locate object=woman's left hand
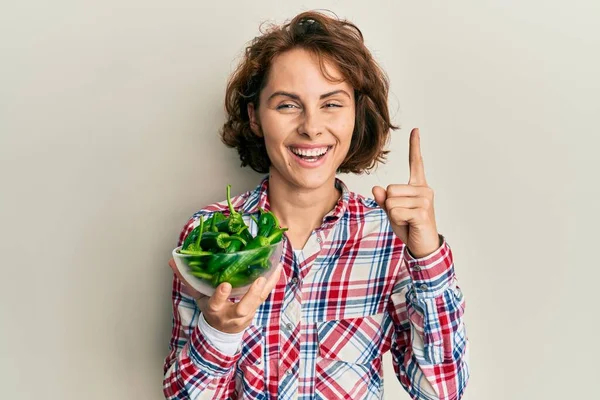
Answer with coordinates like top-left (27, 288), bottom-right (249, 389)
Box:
top-left (372, 128), bottom-right (441, 259)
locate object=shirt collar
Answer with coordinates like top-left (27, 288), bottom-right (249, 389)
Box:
top-left (243, 174), bottom-right (350, 226)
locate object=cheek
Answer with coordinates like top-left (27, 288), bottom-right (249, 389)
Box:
top-left (334, 115), bottom-right (355, 144)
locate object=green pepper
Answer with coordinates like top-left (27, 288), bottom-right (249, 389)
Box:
top-left (215, 185), bottom-right (245, 234)
top-left (179, 249), bottom-right (212, 256)
top-left (201, 216), bottom-right (213, 232)
top-left (216, 246), bottom-right (272, 285)
top-left (240, 228), bottom-right (253, 245)
top-left (244, 228), bottom-right (288, 250)
top-left (210, 212), bottom-right (226, 232)
top-left (188, 261), bottom-right (209, 271)
top-left (182, 216), bottom-right (206, 253)
top-left (225, 227), bottom-right (249, 253)
top-left (257, 210), bottom-right (278, 237)
top-left (200, 231), bottom-right (246, 252)
top-left (206, 255), bottom-right (231, 274)
top-left (227, 273), bottom-right (253, 288)
top-left (190, 270), bottom-right (214, 280)
top-left (181, 226), bottom-right (200, 251)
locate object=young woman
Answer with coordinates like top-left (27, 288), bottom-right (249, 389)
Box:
top-left (164, 11), bottom-right (469, 400)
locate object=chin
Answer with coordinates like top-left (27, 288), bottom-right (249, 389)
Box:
top-left (271, 165), bottom-right (337, 191)
top-left (291, 169), bottom-right (339, 191)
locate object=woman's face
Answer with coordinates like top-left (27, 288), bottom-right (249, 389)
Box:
top-left (249, 48), bottom-right (355, 190)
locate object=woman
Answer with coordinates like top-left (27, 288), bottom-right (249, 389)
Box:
top-left (164, 11), bottom-right (469, 400)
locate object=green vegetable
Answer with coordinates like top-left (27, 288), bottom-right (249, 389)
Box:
top-left (200, 231), bottom-right (246, 252)
top-left (245, 228), bottom-right (287, 250)
top-left (182, 216), bottom-right (206, 253)
top-left (226, 227), bottom-right (249, 253)
top-left (210, 212), bottom-right (226, 232)
top-left (239, 225), bottom-right (254, 243)
top-left (227, 273), bottom-right (254, 288)
top-left (216, 246), bottom-right (272, 285)
top-left (257, 209), bottom-right (279, 237)
top-left (177, 184), bottom-right (289, 289)
top-left (179, 249), bottom-right (212, 256)
top-left (190, 270), bottom-right (214, 280)
top-left (216, 185), bottom-right (245, 234)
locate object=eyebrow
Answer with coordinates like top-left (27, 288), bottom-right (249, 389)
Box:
top-left (267, 89), bottom-right (351, 102)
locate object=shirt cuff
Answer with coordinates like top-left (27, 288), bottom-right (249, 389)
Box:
top-left (185, 321), bottom-right (241, 376)
top-left (197, 313), bottom-right (245, 356)
top-left (404, 234), bottom-right (455, 297)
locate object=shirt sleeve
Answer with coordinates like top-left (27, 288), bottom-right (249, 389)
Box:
top-left (162, 216), bottom-right (241, 399)
top-left (387, 234), bottom-right (470, 400)
top-left (198, 313), bottom-right (245, 356)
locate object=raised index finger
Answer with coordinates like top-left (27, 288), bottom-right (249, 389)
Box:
top-left (408, 128), bottom-right (427, 186)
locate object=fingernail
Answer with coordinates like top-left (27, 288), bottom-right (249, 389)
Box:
top-left (221, 283), bottom-right (231, 293)
top-left (256, 278), bottom-right (266, 288)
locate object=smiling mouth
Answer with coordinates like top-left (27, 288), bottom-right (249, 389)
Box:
top-left (288, 145), bottom-right (333, 162)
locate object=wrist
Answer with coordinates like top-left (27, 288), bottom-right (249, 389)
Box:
top-left (202, 313), bottom-right (248, 335)
top-left (407, 235), bottom-right (443, 259)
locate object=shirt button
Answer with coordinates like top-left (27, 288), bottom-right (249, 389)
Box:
top-left (419, 284), bottom-right (428, 291)
top-left (316, 237), bottom-right (321, 243)
top-left (413, 265), bottom-right (421, 272)
top-left (286, 323), bottom-right (294, 331)
top-left (286, 369), bottom-right (292, 375)
top-left (256, 358), bottom-right (262, 364)
top-left (291, 277), bottom-right (298, 285)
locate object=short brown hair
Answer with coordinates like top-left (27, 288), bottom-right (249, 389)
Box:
top-left (220, 10), bottom-right (397, 174)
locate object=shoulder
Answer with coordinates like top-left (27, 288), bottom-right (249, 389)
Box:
top-left (344, 191), bottom-right (403, 252)
top-left (347, 190), bottom-right (386, 216)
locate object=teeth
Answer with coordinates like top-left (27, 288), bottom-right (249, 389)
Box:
top-left (290, 146), bottom-right (329, 157)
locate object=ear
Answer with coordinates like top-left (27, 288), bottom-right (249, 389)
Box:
top-left (247, 103), bottom-right (263, 137)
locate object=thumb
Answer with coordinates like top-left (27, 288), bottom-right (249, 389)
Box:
top-left (211, 282), bottom-right (232, 304)
top-left (372, 186), bottom-right (388, 211)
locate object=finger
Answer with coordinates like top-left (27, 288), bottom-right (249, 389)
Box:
top-left (386, 184), bottom-right (422, 198)
top-left (388, 207), bottom-right (429, 227)
top-left (235, 276), bottom-right (268, 318)
top-left (385, 196), bottom-right (428, 210)
top-left (408, 128), bottom-right (427, 186)
top-left (205, 282), bottom-right (232, 311)
top-left (371, 186), bottom-right (388, 210)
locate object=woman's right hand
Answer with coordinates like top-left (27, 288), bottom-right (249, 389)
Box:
top-left (168, 258), bottom-right (283, 334)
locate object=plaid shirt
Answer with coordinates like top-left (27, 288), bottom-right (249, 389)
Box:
top-left (163, 176), bottom-right (469, 399)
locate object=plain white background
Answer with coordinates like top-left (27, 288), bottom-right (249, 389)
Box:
top-left (1, 1), bottom-right (599, 399)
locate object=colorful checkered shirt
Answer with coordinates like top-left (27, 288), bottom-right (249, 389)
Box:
top-left (163, 175), bottom-right (470, 399)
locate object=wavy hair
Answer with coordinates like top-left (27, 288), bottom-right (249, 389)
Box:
top-left (220, 10), bottom-right (397, 174)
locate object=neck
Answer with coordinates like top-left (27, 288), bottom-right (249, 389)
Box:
top-left (267, 169), bottom-right (341, 234)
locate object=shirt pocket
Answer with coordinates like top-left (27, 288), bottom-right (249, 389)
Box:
top-left (316, 312), bottom-right (385, 365)
top-left (235, 324), bottom-right (265, 398)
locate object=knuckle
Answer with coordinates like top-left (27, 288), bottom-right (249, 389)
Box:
top-left (385, 198), bottom-right (393, 209)
top-left (207, 302), bottom-right (220, 314)
top-left (233, 308), bottom-right (246, 319)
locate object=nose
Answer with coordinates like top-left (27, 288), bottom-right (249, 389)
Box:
top-left (297, 109), bottom-right (322, 138)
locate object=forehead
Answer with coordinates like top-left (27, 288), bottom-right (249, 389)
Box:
top-left (263, 48), bottom-right (351, 95)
